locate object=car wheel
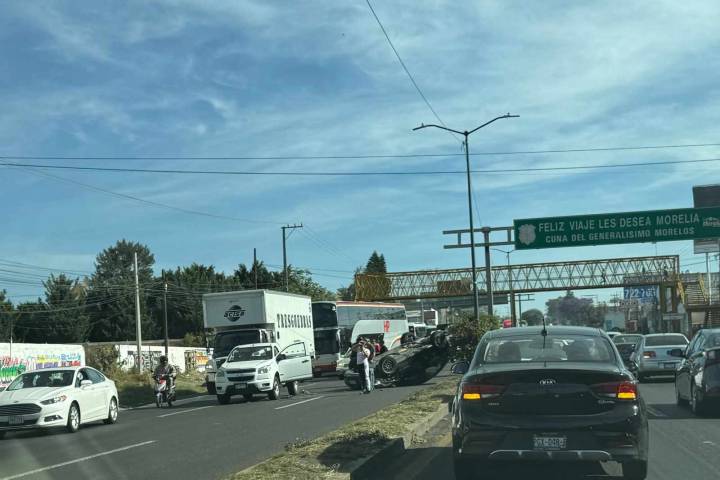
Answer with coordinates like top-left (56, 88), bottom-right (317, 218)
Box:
top-left (622, 460), bottom-right (648, 479)
top-left (206, 382), bottom-right (216, 395)
top-left (66, 403), bottom-right (80, 433)
top-left (287, 380), bottom-right (299, 396)
top-left (379, 356), bottom-right (399, 376)
top-left (691, 383), bottom-right (706, 416)
top-left (104, 397), bottom-right (119, 425)
top-left (268, 376), bottom-right (281, 400)
top-left (243, 394), bottom-right (254, 402)
top-left (216, 393), bottom-right (231, 405)
top-left (675, 381), bottom-right (688, 406)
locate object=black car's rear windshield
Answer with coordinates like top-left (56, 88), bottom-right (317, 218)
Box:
top-left (644, 335), bottom-right (688, 347)
top-left (475, 334), bottom-right (616, 365)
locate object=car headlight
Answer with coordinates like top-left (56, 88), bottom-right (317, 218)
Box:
top-left (258, 366), bottom-right (271, 375)
top-left (215, 370), bottom-right (226, 378)
top-left (40, 395), bottom-right (67, 405)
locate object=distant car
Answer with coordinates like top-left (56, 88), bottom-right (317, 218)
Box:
top-left (631, 333), bottom-right (689, 381)
top-left (450, 326), bottom-right (648, 480)
top-left (0, 367), bottom-right (119, 438)
top-left (344, 331), bottom-right (450, 389)
top-left (614, 334), bottom-right (644, 345)
top-left (673, 328), bottom-right (720, 415)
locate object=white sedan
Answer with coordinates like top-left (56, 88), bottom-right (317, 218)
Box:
top-left (0, 367), bottom-right (119, 438)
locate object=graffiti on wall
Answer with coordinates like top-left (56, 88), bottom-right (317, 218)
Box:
top-left (1, 352), bottom-right (82, 386)
top-left (123, 350), bottom-right (164, 372)
top-left (184, 350), bottom-right (210, 372)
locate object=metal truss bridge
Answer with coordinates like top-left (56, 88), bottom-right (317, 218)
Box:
top-left (355, 255), bottom-right (679, 302)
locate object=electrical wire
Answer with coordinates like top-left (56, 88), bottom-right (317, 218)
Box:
top-left (4, 157), bottom-right (719, 176)
top-left (1, 143), bottom-right (717, 162)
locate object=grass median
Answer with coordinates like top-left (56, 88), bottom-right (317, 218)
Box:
top-left (112, 370), bottom-right (207, 408)
top-left (227, 376), bottom-right (458, 480)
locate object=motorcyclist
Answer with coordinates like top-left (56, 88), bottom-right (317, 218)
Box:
top-left (153, 356), bottom-right (177, 395)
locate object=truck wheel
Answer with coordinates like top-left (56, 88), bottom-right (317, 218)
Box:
top-left (287, 380), bottom-right (299, 396)
top-left (268, 376), bottom-right (281, 400)
top-left (379, 356), bottom-right (399, 376)
top-left (206, 382), bottom-right (216, 395)
top-left (216, 393), bottom-right (231, 405)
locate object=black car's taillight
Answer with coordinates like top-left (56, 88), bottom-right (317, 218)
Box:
top-left (461, 383), bottom-right (505, 401)
top-left (591, 381), bottom-right (638, 400)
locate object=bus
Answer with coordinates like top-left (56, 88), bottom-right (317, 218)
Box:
top-left (311, 301), bottom-right (408, 376)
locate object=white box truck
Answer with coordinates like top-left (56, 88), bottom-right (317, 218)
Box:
top-left (202, 290), bottom-right (315, 396)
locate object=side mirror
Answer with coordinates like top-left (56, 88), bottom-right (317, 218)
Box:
top-left (669, 348), bottom-right (685, 358)
top-left (276, 354), bottom-right (287, 362)
top-left (451, 361), bottom-right (469, 375)
top-left (80, 379), bottom-right (93, 387)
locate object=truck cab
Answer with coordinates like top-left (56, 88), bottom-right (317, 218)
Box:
top-left (214, 341), bottom-right (312, 403)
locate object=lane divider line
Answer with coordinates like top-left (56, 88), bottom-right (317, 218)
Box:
top-left (157, 405), bottom-right (213, 418)
top-left (1, 440), bottom-right (156, 480)
top-left (275, 395), bottom-right (325, 410)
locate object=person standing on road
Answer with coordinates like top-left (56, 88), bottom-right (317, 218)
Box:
top-left (366, 341), bottom-right (377, 393)
top-left (352, 337), bottom-right (368, 392)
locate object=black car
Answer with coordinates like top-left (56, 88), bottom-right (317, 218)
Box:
top-left (673, 327), bottom-right (720, 415)
top-left (344, 331), bottom-right (450, 389)
top-left (450, 326), bottom-right (648, 480)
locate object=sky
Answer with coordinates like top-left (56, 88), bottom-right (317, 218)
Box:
top-left (1, 0), bottom-right (720, 314)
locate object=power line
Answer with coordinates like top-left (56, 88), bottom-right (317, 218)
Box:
top-left (2, 162), bottom-right (287, 225)
top-left (4, 157), bottom-right (718, 176)
top-left (1, 143), bottom-right (717, 161)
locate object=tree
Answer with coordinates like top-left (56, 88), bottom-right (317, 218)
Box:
top-left (0, 290), bottom-right (13, 341)
top-left (42, 274), bottom-right (90, 343)
top-left (545, 291), bottom-right (606, 327)
top-left (448, 311), bottom-right (500, 361)
top-left (337, 267), bottom-right (362, 301)
top-left (365, 251), bottom-right (387, 274)
top-left (287, 268), bottom-right (336, 301)
top-left (87, 240), bottom-right (156, 341)
top-left (520, 308), bottom-right (544, 326)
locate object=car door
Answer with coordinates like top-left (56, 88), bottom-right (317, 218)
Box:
top-left (687, 334), bottom-right (707, 395)
top-left (85, 369), bottom-right (110, 420)
top-left (74, 369), bottom-right (96, 421)
top-left (278, 342), bottom-right (311, 381)
top-left (676, 334), bottom-right (697, 399)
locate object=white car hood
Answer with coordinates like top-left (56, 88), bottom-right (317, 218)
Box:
top-left (0, 387), bottom-right (73, 404)
top-left (221, 360), bottom-right (271, 370)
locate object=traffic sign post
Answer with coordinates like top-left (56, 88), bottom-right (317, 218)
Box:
top-left (514, 207), bottom-right (720, 250)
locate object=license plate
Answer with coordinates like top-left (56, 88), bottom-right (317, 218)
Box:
top-left (664, 363), bottom-right (676, 369)
top-left (235, 382), bottom-right (247, 389)
top-left (8, 415), bottom-right (23, 426)
top-left (533, 435), bottom-right (566, 450)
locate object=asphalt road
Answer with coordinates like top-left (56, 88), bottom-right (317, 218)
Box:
top-left (386, 378), bottom-right (720, 480)
top-left (0, 373), bottom-right (446, 480)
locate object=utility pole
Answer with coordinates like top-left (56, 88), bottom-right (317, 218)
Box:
top-left (492, 248), bottom-right (516, 325)
top-left (134, 252), bottom-right (143, 372)
top-left (282, 224), bottom-right (303, 292)
top-left (163, 270), bottom-right (169, 356)
top-left (414, 114), bottom-right (518, 322)
top-left (253, 248), bottom-right (258, 290)
top-left (706, 253), bottom-right (712, 304)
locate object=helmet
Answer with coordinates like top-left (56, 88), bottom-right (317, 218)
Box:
top-left (159, 355), bottom-right (168, 365)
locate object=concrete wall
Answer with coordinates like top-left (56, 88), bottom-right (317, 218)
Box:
top-left (0, 343), bottom-right (85, 387)
top-left (115, 345), bottom-right (210, 374)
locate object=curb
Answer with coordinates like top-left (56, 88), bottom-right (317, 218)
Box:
top-left (349, 402), bottom-right (449, 480)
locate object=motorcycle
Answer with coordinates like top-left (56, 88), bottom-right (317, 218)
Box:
top-left (154, 373), bottom-right (176, 408)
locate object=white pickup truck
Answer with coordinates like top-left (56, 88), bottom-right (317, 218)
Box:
top-left (214, 341), bottom-right (312, 404)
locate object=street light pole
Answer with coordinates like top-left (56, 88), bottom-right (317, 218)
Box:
top-left (492, 248), bottom-right (516, 326)
top-left (414, 114), bottom-right (518, 322)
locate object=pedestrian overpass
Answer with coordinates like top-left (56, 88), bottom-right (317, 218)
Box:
top-left (355, 255), bottom-right (679, 301)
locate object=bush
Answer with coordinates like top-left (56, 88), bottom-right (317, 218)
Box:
top-left (85, 345), bottom-right (120, 373)
top-left (448, 312), bottom-right (499, 361)
top-left (182, 332), bottom-right (205, 347)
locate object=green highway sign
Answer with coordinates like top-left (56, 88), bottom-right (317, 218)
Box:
top-left (514, 207), bottom-right (720, 250)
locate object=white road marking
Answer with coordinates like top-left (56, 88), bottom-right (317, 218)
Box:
top-left (157, 405), bottom-right (213, 418)
top-left (274, 395), bottom-right (325, 410)
top-left (646, 406), bottom-right (668, 417)
top-left (0, 440), bottom-right (156, 480)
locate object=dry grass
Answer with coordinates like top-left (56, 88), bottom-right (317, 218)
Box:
top-left (112, 370), bottom-right (207, 407)
top-left (227, 378), bottom-right (458, 480)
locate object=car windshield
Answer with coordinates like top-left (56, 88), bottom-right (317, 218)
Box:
top-left (645, 335), bottom-right (688, 347)
top-left (227, 346), bottom-right (273, 362)
top-left (476, 334), bottom-right (616, 364)
top-left (614, 335), bottom-right (643, 344)
top-left (7, 370), bottom-right (75, 391)
top-left (214, 331), bottom-right (261, 357)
